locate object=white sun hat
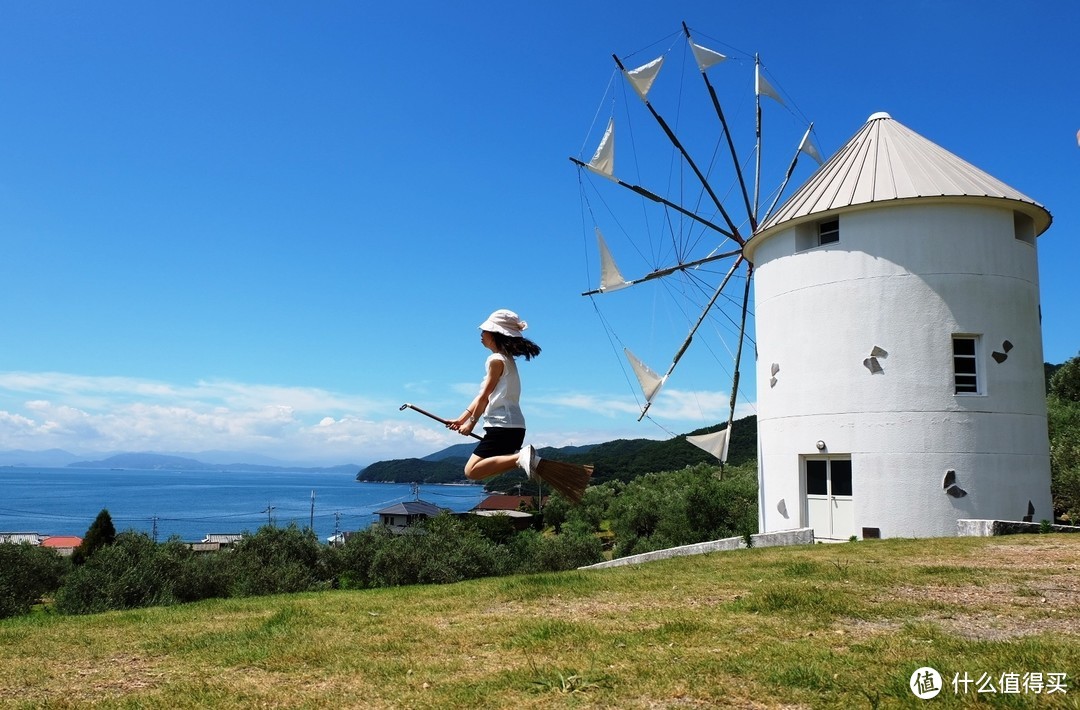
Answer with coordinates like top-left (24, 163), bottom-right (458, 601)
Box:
top-left (479, 309), bottom-right (528, 338)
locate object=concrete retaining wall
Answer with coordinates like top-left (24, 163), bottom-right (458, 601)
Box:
top-left (957, 519), bottom-right (1080, 537)
top-left (579, 527), bottom-right (814, 570)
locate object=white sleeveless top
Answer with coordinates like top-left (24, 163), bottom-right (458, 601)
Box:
top-left (483, 353), bottom-right (525, 428)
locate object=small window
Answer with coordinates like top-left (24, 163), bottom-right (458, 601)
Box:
top-left (1014, 211), bottom-right (1035, 245)
top-left (806, 460), bottom-right (828, 495)
top-left (830, 460), bottom-right (853, 496)
top-left (953, 336), bottom-right (979, 394)
top-left (818, 218), bottom-right (839, 245)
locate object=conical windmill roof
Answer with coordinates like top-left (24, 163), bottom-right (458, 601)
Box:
top-left (753, 112), bottom-right (1052, 240)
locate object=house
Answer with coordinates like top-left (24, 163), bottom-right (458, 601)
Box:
top-left (40, 536), bottom-right (82, 556)
top-left (473, 494), bottom-right (545, 513)
top-left (470, 494), bottom-right (546, 531)
top-left (375, 500), bottom-right (448, 532)
top-left (470, 509), bottom-right (537, 531)
top-left (744, 112), bottom-right (1052, 540)
top-left (326, 531), bottom-right (356, 547)
top-left (201, 533), bottom-right (243, 545)
top-left (187, 533), bottom-right (244, 551)
top-left (0, 532), bottom-right (42, 545)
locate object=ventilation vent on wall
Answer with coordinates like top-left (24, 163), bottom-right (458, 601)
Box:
top-left (943, 469), bottom-right (967, 498)
top-left (863, 346), bottom-right (888, 374)
top-left (992, 339), bottom-right (1013, 364)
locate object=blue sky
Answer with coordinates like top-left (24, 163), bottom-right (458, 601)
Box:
top-left (1, 1), bottom-right (1077, 466)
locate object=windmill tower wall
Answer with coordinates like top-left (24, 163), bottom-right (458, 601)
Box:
top-left (744, 113), bottom-right (1053, 540)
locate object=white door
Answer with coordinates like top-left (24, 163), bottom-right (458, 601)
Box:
top-left (805, 458), bottom-right (854, 540)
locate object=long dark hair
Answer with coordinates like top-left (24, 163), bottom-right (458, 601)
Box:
top-left (488, 331), bottom-right (541, 361)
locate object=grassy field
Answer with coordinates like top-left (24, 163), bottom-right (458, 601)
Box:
top-left (0, 534), bottom-right (1077, 709)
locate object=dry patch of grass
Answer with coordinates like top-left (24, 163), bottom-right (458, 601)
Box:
top-left (1, 535), bottom-right (1078, 708)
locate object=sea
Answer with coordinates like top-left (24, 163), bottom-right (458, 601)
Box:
top-left (0, 467), bottom-right (489, 544)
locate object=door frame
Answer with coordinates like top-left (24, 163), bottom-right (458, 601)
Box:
top-left (802, 456), bottom-right (854, 540)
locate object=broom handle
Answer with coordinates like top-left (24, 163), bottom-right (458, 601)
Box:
top-left (399, 403), bottom-right (483, 440)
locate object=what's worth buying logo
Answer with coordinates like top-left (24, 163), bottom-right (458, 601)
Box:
top-left (910, 667), bottom-right (943, 699)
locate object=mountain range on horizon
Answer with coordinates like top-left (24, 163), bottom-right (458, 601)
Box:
top-left (0, 448), bottom-right (363, 473)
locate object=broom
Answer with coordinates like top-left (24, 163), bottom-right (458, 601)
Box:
top-left (401, 403), bottom-right (594, 504)
top-left (519, 444), bottom-right (594, 505)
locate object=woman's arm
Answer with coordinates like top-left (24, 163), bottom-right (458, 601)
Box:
top-left (449, 357), bottom-right (505, 436)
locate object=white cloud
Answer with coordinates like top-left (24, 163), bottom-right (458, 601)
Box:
top-left (0, 371), bottom-right (446, 465)
top-left (0, 371), bottom-right (756, 466)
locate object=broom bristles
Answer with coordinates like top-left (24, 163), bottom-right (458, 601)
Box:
top-left (534, 459), bottom-right (593, 505)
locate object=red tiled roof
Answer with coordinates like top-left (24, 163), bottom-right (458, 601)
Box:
top-left (41, 536), bottom-right (82, 548)
top-left (474, 495), bottom-right (545, 511)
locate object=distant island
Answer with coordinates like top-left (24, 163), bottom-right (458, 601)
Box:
top-left (67, 452), bottom-right (359, 474)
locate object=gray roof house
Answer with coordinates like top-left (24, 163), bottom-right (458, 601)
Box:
top-left (375, 500), bottom-right (449, 533)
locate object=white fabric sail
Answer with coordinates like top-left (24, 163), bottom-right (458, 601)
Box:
top-left (625, 56), bottom-right (664, 101)
top-left (587, 118), bottom-right (615, 179)
top-left (798, 127), bottom-right (824, 165)
top-left (755, 65), bottom-right (784, 105)
top-left (595, 228), bottom-right (629, 292)
top-left (690, 42), bottom-right (726, 72)
top-left (624, 348), bottom-right (665, 402)
top-left (686, 427), bottom-right (731, 463)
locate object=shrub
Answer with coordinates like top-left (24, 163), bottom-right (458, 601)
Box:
top-left (320, 525), bottom-right (395, 590)
top-left (466, 512), bottom-right (519, 546)
top-left (543, 482), bottom-right (622, 534)
top-left (1048, 359), bottom-right (1080, 523)
top-left (607, 463), bottom-right (758, 557)
top-left (157, 538), bottom-right (232, 603)
top-left (509, 523), bottom-right (603, 573)
top-left (0, 544), bottom-right (68, 619)
top-left (369, 514), bottom-right (508, 587)
top-left (228, 524), bottom-right (323, 597)
top-left (55, 531), bottom-right (172, 615)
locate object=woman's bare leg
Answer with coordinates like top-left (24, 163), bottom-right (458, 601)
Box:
top-left (464, 453), bottom-right (520, 481)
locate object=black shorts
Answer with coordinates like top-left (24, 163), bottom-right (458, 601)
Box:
top-left (472, 427), bottom-right (526, 459)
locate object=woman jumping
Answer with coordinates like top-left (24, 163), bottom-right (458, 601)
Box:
top-left (447, 308), bottom-right (541, 480)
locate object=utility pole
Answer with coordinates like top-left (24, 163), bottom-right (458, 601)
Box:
top-left (151, 515), bottom-right (158, 543)
top-left (309, 490), bottom-right (315, 531)
top-left (411, 482), bottom-right (419, 500)
top-left (263, 503), bottom-right (276, 527)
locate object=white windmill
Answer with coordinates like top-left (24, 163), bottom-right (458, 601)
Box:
top-left (574, 27), bottom-right (1053, 539)
top-left (744, 112), bottom-right (1052, 540)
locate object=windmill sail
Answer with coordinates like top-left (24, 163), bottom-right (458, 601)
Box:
top-left (686, 428), bottom-right (731, 463)
top-left (625, 57), bottom-right (664, 101)
top-left (690, 42), bottom-right (726, 71)
top-left (798, 126), bottom-right (824, 164)
top-left (595, 228), bottom-right (629, 292)
top-left (755, 64), bottom-right (784, 104)
top-left (587, 118), bottom-right (615, 179)
top-left (624, 348), bottom-right (665, 403)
